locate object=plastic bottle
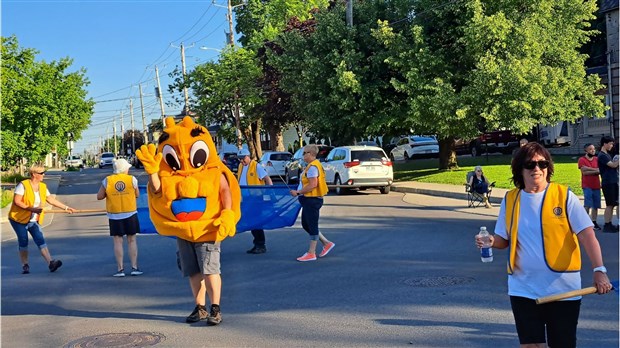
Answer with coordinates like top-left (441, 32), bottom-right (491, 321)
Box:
top-left (478, 226), bottom-right (493, 262)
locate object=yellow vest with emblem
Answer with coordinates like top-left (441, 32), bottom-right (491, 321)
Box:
top-left (9, 180), bottom-right (48, 224)
top-left (505, 183), bottom-right (580, 274)
top-left (236, 160), bottom-right (264, 185)
top-left (105, 174), bottom-right (137, 213)
top-left (301, 159), bottom-right (329, 197)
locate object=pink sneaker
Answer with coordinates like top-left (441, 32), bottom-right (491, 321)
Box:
top-left (296, 252), bottom-right (317, 262)
top-left (319, 242), bottom-right (335, 258)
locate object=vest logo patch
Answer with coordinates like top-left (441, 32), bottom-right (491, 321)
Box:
top-left (553, 207), bottom-right (563, 217)
top-left (114, 181), bottom-right (126, 192)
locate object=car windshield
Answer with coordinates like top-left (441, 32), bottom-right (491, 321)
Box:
top-left (70, 156), bottom-right (81, 160)
top-left (102, 153), bottom-right (114, 158)
top-left (270, 153), bottom-right (292, 161)
top-left (410, 136), bottom-right (436, 142)
top-left (351, 150), bottom-right (386, 162)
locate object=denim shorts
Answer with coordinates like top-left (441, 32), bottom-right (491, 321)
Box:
top-left (9, 219), bottom-right (47, 251)
top-left (582, 188), bottom-right (601, 209)
top-left (176, 238), bottom-right (221, 277)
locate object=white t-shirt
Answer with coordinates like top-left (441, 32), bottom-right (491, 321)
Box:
top-left (238, 163), bottom-right (269, 186)
top-left (297, 165), bottom-right (319, 192)
top-left (494, 187), bottom-right (593, 300)
top-left (101, 176), bottom-right (139, 220)
top-left (15, 182), bottom-right (51, 222)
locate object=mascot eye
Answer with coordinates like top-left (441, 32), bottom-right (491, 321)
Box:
top-left (162, 145), bottom-right (182, 171)
top-left (189, 141), bottom-right (209, 168)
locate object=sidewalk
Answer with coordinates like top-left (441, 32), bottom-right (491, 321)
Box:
top-left (0, 174), bottom-right (62, 224)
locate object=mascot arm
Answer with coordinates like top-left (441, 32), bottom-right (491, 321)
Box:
top-left (136, 144), bottom-right (162, 175)
top-left (213, 174), bottom-right (235, 239)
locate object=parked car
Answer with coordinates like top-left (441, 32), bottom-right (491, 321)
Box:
top-left (390, 136), bottom-right (439, 161)
top-left (455, 130), bottom-right (521, 157)
top-left (284, 145), bottom-right (334, 184)
top-left (65, 155), bottom-right (84, 169)
top-left (98, 152), bottom-right (115, 168)
top-left (219, 151), bottom-right (240, 173)
top-left (323, 145), bottom-right (393, 195)
top-left (259, 151), bottom-right (293, 179)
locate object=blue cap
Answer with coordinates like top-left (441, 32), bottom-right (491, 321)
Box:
top-left (237, 149), bottom-right (250, 157)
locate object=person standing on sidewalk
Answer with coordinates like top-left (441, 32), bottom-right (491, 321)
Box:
top-left (8, 164), bottom-right (75, 274)
top-left (578, 144), bottom-right (602, 230)
top-left (236, 148), bottom-right (273, 254)
top-left (598, 136), bottom-right (619, 233)
top-left (289, 144), bottom-right (335, 262)
top-left (97, 158), bottom-right (143, 277)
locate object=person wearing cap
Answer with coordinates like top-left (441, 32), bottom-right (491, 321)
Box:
top-left (97, 158), bottom-right (143, 277)
top-left (236, 148), bottom-right (273, 254)
top-left (9, 164), bottom-right (76, 274)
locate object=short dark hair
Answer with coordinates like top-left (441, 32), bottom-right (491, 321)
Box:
top-left (511, 142), bottom-right (554, 189)
top-left (584, 143), bottom-right (593, 150)
top-left (601, 136), bottom-right (614, 147)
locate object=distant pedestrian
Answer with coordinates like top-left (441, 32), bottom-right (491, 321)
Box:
top-left (598, 136), bottom-right (619, 233)
top-left (578, 144), bottom-right (601, 230)
top-left (9, 164), bottom-right (75, 274)
top-left (97, 158), bottom-right (143, 277)
top-left (236, 148), bottom-right (273, 254)
top-left (290, 144), bottom-right (335, 262)
top-left (475, 142), bottom-right (612, 347)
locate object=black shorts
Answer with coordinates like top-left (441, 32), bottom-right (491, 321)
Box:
top-left (601, 183), bottom-right (619, 207)
top-left (510, 296), bottom-right (581, 347)
top-left (108, 214), bottom-right (140, 237)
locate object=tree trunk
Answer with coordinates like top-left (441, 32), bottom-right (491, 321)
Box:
top-left (268, 126), bottom-right (285, 152)
top-left (243, 127), bottom-right (255, 159)
top-left (438, 137), bottom-right (459, 170)
top-left (252, 120), bottom-right (263, 159)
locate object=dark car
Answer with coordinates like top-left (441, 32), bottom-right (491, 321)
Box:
top-left (284, 145), bottom-right (334, 184)
top-left (455, 130), bottom-right (520, 157)
top-left (220, 152), bottom-right (240, 173)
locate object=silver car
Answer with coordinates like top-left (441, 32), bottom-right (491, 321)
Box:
top-left (98, 152), bottom-right (115, 168)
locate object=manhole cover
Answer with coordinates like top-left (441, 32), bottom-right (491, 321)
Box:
top-left (402, 276), bottom-right (474, 287)
top-left (64, 332), bottom-right (165, 348)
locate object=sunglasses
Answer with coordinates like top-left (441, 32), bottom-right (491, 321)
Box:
top-left (523, 160), bottom-right (550, 170)
top-left (303, 151), bottom-right (312, 155)
top-left (35, 171), bottom-right (46, 175)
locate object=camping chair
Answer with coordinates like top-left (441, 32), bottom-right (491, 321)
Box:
top-left (465, 171), bottom-right (495, 208)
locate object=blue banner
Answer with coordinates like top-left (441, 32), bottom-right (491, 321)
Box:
top-left (137, 185), bottom-right (301, 234)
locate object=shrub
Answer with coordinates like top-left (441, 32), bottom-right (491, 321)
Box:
top-left (1, 189), bottom-right (13, 209)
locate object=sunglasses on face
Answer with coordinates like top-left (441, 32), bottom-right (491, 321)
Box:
top-left (523, 160), bottom-right (550, 170)
top-left (303, 151), bottom-right (311, 155)
top-left (35, 171), bottom-right (46, 175)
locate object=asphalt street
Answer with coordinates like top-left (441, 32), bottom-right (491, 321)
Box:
top-left (1, 168), bottom-right (618, 347)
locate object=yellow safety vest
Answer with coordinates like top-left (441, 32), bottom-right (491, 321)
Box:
top-left (505, 183), bottom-right (581, 274)
top-left (236, 160), bottom-right (264, 185)
top-left (105, 174), bottom-right (137, 213)
top-left (9, 180), bottom-right (47, 224)
top-left (301, 159), bottom-right (328, 197)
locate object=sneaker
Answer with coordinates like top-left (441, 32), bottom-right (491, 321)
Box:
top-left (247, 246), bottom-right (266, 254)
top-left (296, 252), bottom-right (317, 262)
top-left (22, 264), bottom-right (30, 274)
top-left (319, 242), bottom-right (335, 258)
top-left (185, 305), bottom-right (208, 323)
top-left (206, 306), bottom-right (222, 326)
top-left (130, 268), bottom-right (143, 276)
top-left (113, 270), bottom-right (126, 277)
top-left (593, 221), bottom-right (601, 231)
top-left (603, 223), bottom-right (619, 233)
top-left (48, 259), bottom-right (62, 273)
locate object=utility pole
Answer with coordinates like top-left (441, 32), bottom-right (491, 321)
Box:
top-left (346, 0), bottom-right (353, 27)
top-left (171, 43), bottom-right (194, 114)
top-left (120, 110), bottom-right (125, 156)
top-left (113, 118), bottom-right (118, 156)
top-left (130, 99), bottom-right (135, 155)
top-left (139, 84), bottom-right (148, 144)
top-left (155, 65), bottom-right (166, 128)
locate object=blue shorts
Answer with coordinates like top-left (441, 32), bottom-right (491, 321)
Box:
top-left (582, 188), bottom-right (601, 209)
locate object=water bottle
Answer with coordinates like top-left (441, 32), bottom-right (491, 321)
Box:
top-left (478, 226), bottom-right (493, 262)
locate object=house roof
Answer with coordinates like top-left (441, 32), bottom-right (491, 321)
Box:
top-left (600, 0), bottom-right (619, 13)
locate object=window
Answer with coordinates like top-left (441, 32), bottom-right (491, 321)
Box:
top-left (270, 153), bottom-right (292, 161)
top-left (351, 150), bottom-right (386, 162)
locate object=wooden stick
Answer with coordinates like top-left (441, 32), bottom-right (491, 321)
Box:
top-left (536, 287), bottom-right (597, 304)
top-left (46, 209), bottom-right (107, 214)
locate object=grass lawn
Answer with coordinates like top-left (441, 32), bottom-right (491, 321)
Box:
top-left (393, 154), bottom-right (584, 196)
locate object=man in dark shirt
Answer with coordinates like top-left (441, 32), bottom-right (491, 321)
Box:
top-left (598, 136), bottom-right (619, 233)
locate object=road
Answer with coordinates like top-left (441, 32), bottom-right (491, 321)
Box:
top-left (1, 168), bottom-right (618, 347)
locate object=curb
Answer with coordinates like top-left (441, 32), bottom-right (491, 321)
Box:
top-left (390, 184), bottom-right (505, 204)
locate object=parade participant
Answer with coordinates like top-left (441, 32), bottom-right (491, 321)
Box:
top-left (136, 116), bottom-right (241, 326)
top-left (598, 136), bottom-right (619, 232)
top-left (97, 158), bottom-right (143, 277)
top-left (578, 144), bottom-right (601, 230)
top-left (236, 148), bottom-right (273, 254)
top-left (9, 164), bottom-right (76, 274)
top-left (475, 142), bottom-right (612, 347)
top-left (290, 144), bottom-right (335, 262)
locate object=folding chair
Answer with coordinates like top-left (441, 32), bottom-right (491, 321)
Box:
top-left (465, 171), bottom-right (495, 208)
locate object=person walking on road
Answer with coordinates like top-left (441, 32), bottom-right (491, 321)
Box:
top-left (598, 136), bottom-right (619, 233)
top-left (8, 164), bottom-right (75, 274)
top-left (97, 158), bottom-right (143, 277)
top-left (475, 142), bottom-right (613, 348)
top-left (578, 144), bottom-right (602, 230)
top-left (236, 148), bottom-right (273, 254)
top-left (289, 144), bottom-right (335, 262)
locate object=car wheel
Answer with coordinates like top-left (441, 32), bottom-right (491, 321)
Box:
top-left (335, 176), bottom-right (347, 195)
top-left (380, 185), bottom-right (390, 194)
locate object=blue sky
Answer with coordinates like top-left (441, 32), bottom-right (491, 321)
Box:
top-left (3, 0), bottom-right (232, 154)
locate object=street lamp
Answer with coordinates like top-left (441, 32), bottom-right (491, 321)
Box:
top-left (199, 46), bottom-right (222, 53)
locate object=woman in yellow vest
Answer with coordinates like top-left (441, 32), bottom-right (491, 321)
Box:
top-left (236, 148), bottom-right (273, 254)
top-left (290, 144), bottom-right (335, 262)
top-left (8, 164), bottom-right (75, 274)
top-left (97, 158), bottom-right (142, 277)
top-left (475, 142), bottom-right (613, 347)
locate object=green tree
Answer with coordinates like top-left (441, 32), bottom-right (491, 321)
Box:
top-left (1, 35), bottom-right (94, 168)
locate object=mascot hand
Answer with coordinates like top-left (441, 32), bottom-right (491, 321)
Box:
top-left (214, 209), bottom-right (236, 239)
top-left (135, 143), bottom-right (162, 175)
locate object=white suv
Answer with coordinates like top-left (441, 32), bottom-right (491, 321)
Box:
top-left (98, 152), bottom-right (115, 168)
top-left (323, 145), bottom-right (393, 195)
top-left (65, 155), bottom-right (84, 169)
